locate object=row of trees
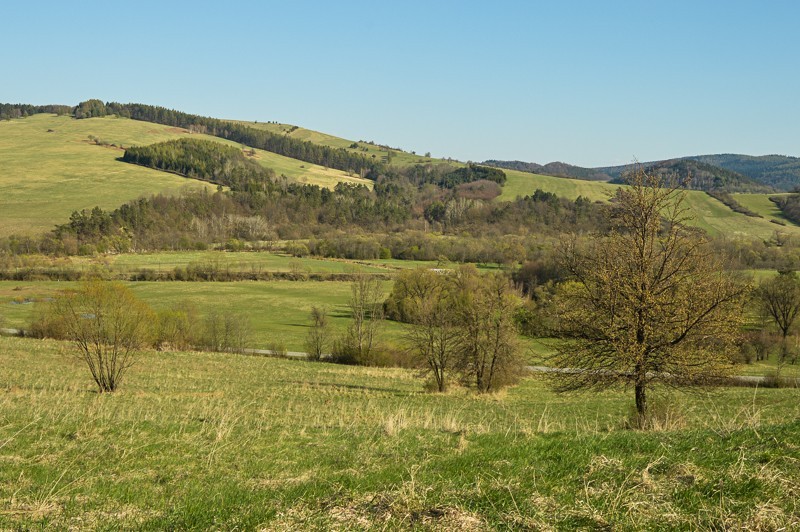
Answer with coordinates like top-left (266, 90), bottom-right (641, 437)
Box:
top-left (99, 101), bottom-right (388, 178)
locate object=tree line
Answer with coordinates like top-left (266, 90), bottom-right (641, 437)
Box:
top-left (0, 103), bottom-right (72, 120)
top-left (98, 101), bottom-right (388, 178)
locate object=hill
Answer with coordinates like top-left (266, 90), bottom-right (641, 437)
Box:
top-left (0, 114), bottom-right (369, 237)
top-left (687, 154), bottom-right (800, 191)
top-left (599, 154), bottom-right (800, 191)
top-left (609, 159), bottom-right (773, 193)
top-left (484, 159), bottom-right (612, 181)
top-left (497, 168), bottom-right (799, 239)
top-left (234, 120), bottom-right (443, 168)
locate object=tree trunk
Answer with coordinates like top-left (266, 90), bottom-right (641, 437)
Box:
top-left (635, 381), bottom-right (647, 419)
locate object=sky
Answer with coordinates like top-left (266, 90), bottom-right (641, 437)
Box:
top-left (2, 0), bottom-right (798, 167)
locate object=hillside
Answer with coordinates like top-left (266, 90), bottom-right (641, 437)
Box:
top-left (235, 120), bottom-right (443, 168)
top-left (611, 159), bottom-right (773, 193)
top-left (598, 154), bottom-right (800, 191)
top-left (0, 114), bottom-right (368, 237)
top-left (687, 154), bottom-right (800, 191)
top-left (497, 168), bottom-right (799, 239)
top-left (484, 159), bottom-right (612, 181)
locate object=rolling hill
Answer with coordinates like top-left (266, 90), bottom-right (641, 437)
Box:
top-left (687, 154), bottom-right (800, 191)
top-left (0, 114), bottom-right (369, 237)
top-left (2, 103), bottom-right (798, 243)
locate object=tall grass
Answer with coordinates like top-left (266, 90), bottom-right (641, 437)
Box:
top-left (1, 336), bottom-right (799, 528)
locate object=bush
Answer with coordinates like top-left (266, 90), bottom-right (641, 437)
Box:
top-left (47, 280), bottom-right (155, 392)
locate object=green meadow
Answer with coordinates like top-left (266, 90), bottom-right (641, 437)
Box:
top-left (0, 114), bottom-right (214, 236)
top-left (500, 168), bottom-right (799, 240)
top-left (0, 279), bottom-right (398, 350)
top-left (1, 335), bottom-right (799, 529)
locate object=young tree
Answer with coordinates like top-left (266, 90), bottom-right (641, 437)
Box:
top-left (347, 275), bottom-right (384, 361)
top-left (755, 271), bottom-right (800, 362)
top-left (402, 269), bottom-right (459, 392)
top-left (554, 169), bottom-right (749, 420)
top-left (51, 280), bottom-right (154, 392)
top-left (453, 267), bottom-right (525, 393)
top-left (304, 306), bottom-right (330, 361)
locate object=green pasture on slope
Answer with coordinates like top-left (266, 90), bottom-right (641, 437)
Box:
top-left (0, 114), bottom-right (369, 237)
top-left (1, 335), bottom-right (799, 529)
top-left (0, 114), bottom-right (214, 236)
top-left (733, 193), bottom-right (796, 225)
top-left (500, 168), bottom-right (799, 240)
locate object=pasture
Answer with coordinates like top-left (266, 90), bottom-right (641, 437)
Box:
top-left (500, 169), bottom-right (799, 240)
top-left (0, 335), bottom-right (798, 529)
top-left (0, 115), bottom-right (368, 237)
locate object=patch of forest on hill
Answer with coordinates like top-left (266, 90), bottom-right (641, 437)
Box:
top-left (1, 137), bottom-right (607, 262)
top-left (688, 154), bottom-right (800, 191)
top-left (609, 159), bottom-right (773, 193)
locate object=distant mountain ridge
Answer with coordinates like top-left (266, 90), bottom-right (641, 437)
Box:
top-left (597, 154), bottom-right (800, 191)
top-left (483, 160), bottom-right (611, 181)
top-left (489, 153), bottom-right (800, 192)
top-left (608, 159), bottom-right (773, 193)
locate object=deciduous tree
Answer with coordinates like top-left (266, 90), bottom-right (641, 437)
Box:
top-left (553, 169), bottom-right (749, 421)
top-left (51, 280), bottom-right (154, 392)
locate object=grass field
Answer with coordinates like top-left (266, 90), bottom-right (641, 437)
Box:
top-left (733, 193), bottom-right (796, 225)
top-left (500, 169), bottom-right (799, 240)
top-left (0, 280), bottom-right (399, 350)
top-left (1, 335), bottom-right (799, 529)
top-left (0, 114), bottom-right (215, 237)
top-left (0, 115), bottom-right (369, 237)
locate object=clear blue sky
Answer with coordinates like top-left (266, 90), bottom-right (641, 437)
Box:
top-left (2, 0), bottom-right (798, 167)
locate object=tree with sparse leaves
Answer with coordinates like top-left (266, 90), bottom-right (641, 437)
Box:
top-left (755, 271), bottom-right (800, 362)
top-left (553, 168), bottom-right (750, 421)
top-left (51, 280), bottom-right (154, 392)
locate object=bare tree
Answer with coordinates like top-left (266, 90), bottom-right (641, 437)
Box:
top-left (304, 306), bottom-right (330, 361)
top-left (51, 280), bottom-right (154, 392)
top-left (755, 271), bottom-right (800, 362)
top-left (347, 275), bottom-right (384, 362)
top-left (554, 168), bottom-right (750, 421)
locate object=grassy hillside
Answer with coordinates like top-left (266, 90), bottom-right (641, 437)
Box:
top-left (0, 114), bottom-right (215, 237)
top-left (500, 168), bottom-right (799, 240)
top-left (1, 335), bottom-right (799, 529)
top-left (0, 115), bottom-right (369, 237)
top-left (733, 193), bottom-right (796, 224)
top-left (237, 120), bottom-right (441, 168)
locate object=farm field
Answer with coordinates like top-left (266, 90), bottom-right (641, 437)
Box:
top-left (0, 278), bottom-right (554, 359)
top-left (1, 335), bottom-right (799, 529)
top-left (0, 115), bottom-right (368, 237)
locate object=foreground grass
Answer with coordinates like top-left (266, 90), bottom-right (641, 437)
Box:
top-left (0, 336), bottom-right (799, 529)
